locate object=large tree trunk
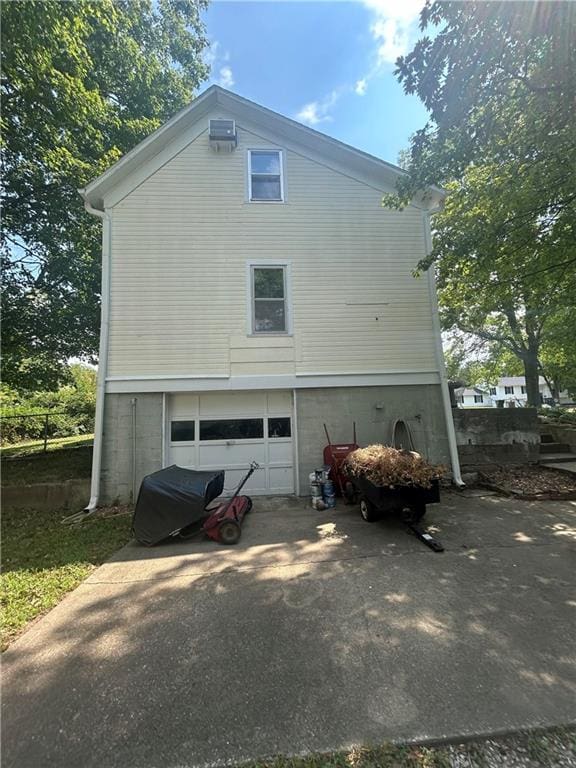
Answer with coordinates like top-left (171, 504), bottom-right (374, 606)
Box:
top-left (522, 351), bottom-right (541, 407)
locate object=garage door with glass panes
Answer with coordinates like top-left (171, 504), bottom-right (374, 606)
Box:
top-left (168, 391), bottom-right (294, 495)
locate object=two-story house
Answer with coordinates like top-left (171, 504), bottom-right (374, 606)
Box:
top-left (80, 86), bottom-right (462, 506)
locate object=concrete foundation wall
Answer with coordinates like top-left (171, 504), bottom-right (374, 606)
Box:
top-left (100, 393), bottom-right (163, 504)
top-left (452, 408), bottom-right (539, 467)
top-left (295, 385), bottom-right (450, 495)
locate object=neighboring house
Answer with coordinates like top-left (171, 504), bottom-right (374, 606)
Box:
top-left (80, 85), bottom-right (461, 505)
top-left (488, 376), bottom-right (557, 407)
top-left (455, 376), bottom-right (567, 409)
top-left (454, 387), bottom-right (490, 408)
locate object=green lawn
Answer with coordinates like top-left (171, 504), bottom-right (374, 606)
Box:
top-left (1, 433), bottom-right (94, 458)
top-left (1, 503), bottom-right (130, 650)
top-left (2, 444), bottom-right (93, 486)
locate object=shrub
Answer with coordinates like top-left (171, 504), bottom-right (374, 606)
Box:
top-left (0, 365), bottom-right (96, 445)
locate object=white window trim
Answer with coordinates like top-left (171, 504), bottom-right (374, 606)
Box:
top-left (246, 260), bottom-right (293, 336)
top-left (247, 149), bottom-right (285, 203)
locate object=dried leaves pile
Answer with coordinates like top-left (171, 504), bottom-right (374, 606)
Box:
top-left (344, 444), bottom-right (446, 489)
top-left (483, 466), bottom-right (576, 496)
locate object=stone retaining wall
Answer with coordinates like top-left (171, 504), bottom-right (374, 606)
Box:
top-left (2, 479), bottom-right (91, 512)
top-left (452, 408), bottom-right (539, 468)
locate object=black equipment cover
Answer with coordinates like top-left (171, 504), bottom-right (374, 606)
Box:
top-left (132, 465), bottom-right (225, 546)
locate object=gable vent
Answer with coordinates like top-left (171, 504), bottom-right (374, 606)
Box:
top-left (209, 119), bottom-right (237, 152)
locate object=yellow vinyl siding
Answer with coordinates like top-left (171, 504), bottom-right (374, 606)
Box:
top-left (107, 115), bottom-right (436, 378)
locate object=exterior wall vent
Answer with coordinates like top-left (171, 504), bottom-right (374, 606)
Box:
top-left (209, 119), bottom-right (237, 152)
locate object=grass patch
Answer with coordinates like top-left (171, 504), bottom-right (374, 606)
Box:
top-left (1, 433), bottom-right (93, 459)
top-left (1, 503), bottom-right (130, 649)
top-left (240, 727), bottom-right (576, 768)
top-left (2, 444), bottom-right (93, 486)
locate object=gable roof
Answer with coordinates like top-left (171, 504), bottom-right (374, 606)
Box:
top-left (80, 85), bottom-right (444, 211)
top-left (454, 386), bottom-right (489, 397)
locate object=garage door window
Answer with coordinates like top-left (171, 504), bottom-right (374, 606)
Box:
top-left (170, 421), bottom-right (195, 442)
top-left (268, 417), bottom-right (291, 438)
top-left (200, 418), bottom-right (264, 441)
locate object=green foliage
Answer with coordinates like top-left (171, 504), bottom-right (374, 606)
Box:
top-left (388, 2), bottom-right (576, 406)
top-left (0, 364), bottom-right (96, 444)
top-left (540, 408), bottom-right (576, 425)
top-left (1, 0), bottom-right (209, 390)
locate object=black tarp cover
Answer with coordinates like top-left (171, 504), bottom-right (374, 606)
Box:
top-left (132, 465), bottom-right (225, 546)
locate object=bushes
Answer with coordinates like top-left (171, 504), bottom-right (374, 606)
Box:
top-left (540, 407), bottom-right (576, 425)
top-left (0, 365), bottom-right (96, 445)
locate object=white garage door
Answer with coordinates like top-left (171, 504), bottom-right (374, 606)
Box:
top-left (168, 391), bottom-right (294, 495)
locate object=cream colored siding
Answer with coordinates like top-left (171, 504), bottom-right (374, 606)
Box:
top-left (107, 114), bottom-right (437, 378)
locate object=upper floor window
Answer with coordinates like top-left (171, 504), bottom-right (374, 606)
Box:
top-left (250, 264), bottom-right (290, 334)
top-left (505, 386), bottom-right (514, 394)
top-left (248, 150), bottom-right (284, 201)
top-left (489, 387), bottom-right (497, 395)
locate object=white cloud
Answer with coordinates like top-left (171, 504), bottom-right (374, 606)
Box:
top-left (203, 40), bottom-right (220, 69)
top-left (296, 90), bottom-right (339, 126)
top-left (363, 0), bottom-right (422, 65)
top-left (351, 0), bottom-right (421, 97)
top-left (204, 41), bottom-right (235, 89)
top-left (218, 66), bottom-right (235, 89)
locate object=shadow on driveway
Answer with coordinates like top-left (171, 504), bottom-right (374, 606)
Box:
top-left (2, 492), bottom-right (576, 767)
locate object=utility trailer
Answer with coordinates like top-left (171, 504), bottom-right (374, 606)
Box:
top-left (351, 475), bottom-right (444, 552)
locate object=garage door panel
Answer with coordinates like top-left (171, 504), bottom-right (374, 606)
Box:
top-left (267, 391), bottom-right (292, 414)
top-left (199, 442), bottom-right (267, 467)
top-left (269, 466), bottom-right (294, 493)
top-left (229, 467), bottom-right (268, 494)
top-left (171, 394), bottom-right (199, 418)
top-left (169, 445), bottom-right (197, 467)
top-left (268, 441), bottom-right (292, 463)
top-left (199, 391), bottom-right (266, 416)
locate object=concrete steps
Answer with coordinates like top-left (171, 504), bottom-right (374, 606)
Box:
top-left (539, 432), bottom-right (576, 465)
top-left (540, 442), bottom-right (571, 454)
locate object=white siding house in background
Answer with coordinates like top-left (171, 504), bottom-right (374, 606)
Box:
top-left (454, 387), bottom-right (490, 408)
top-left (489, 377), bottom-right (555, 407)
top-left (80, 86), bottom-right (461, 505)
top-left (455, 376), bottom-right (565, 408)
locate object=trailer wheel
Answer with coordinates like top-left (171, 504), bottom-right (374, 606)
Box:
top-left (360, 497), bottom-right (379, 523)
top-left (218, 519), bottom-right (241, 545)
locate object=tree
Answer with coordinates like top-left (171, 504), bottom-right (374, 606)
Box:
top-left (433, 163), bottom-right (575, 407)
top-left (386, 1), bottom-right (576, 406)
top-left (1, 0), bottom-right (209, 390)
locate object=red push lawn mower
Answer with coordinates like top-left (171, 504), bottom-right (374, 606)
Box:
top-left (132, 462), bottom-right (259, 546)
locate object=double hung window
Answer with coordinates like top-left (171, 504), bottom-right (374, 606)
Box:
top-left (250, 265), bottom-right (289, 334)
top-left (248, 150), bottom-right (283, 201)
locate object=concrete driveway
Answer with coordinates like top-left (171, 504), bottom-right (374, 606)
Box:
top-left (2, 491), bottom-right (576, 768)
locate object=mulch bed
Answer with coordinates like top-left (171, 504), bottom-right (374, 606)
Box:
top-left (479, 465), bottom-right (576, 500)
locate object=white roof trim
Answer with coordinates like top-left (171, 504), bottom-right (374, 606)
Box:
top-left (79, 85), bottom-right (445, 211)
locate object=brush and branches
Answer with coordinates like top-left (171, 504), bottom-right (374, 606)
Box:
top-left (344, 445), bottom-right (446, 489)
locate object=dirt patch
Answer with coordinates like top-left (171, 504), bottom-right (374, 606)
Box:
top-left (480, 465), bottom-right (576, 500)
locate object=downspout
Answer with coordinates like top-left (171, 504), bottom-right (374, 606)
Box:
top-left (82, 198), bottom-right (112, 511)
top-left (131, 397), bottom-right (137, 501)
top-left (423, 209), bottom-right (465, 487)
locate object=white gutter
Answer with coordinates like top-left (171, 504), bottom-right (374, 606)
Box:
top-left (82, 198), bottom-right (112, 511)
top-left (423, 209), bottom-right (465, 487)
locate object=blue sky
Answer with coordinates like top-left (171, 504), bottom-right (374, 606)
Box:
top-left (202, 1), bottom-right (429, 165)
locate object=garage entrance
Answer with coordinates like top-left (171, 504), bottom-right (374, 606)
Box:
top-left (168, 390), bottom-right (294, 495)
